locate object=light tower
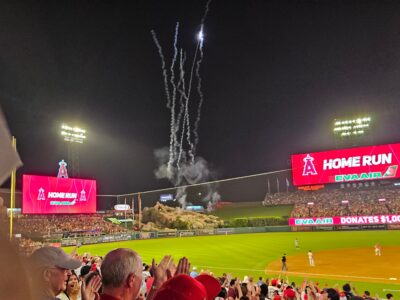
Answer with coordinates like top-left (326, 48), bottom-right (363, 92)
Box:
top-left (60, 123), bottom-right (86, 177)
top-left (332, 116), bottom-right (372, 147)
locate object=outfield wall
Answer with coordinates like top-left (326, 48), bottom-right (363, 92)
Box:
top-left (58, 226), bottom-right (291, 246)
top-left (56, 222), bottom-right (398, 246)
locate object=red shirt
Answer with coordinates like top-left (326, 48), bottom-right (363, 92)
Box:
top-left (228, 287), bottom-right (237, 298)
top-left (274, 294), bottom-right (282, 300)
top-left (146, 277), bottom-right (155, 294)
top-left (100, 294), bottom-right (120, 300)
top-left (90, 263), bottom-right (97, 272)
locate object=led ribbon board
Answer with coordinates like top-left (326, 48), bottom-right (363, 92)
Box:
top-left (289, 215), bottom-right (400, 226)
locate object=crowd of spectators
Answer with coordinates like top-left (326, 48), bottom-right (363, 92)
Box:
top-left (14, 237), bottom-right (43, 256)
top-left (263, 187), bottom-right (400, 218)
top-left (19, 245), bottom-right (395, 300)
top-left (14, 214), bottom-right (127, 237)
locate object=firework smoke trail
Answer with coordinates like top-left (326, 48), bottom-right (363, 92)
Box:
top-left (177, 84), bottom-right (188, 168)
top-left (177, 111), bottom-right (187, 168)
top-left (184, 40), bottom-right (200, 164)
top-left (151, 30), bottom-right (172, 109)
top-left (197, 0), bottom-right (212, 52)
top-left (201, 0), bottom-right (212, 27)
top-left (193, 0), bottom-right (212, 156)
top-left (184, 0), bottom-right (212, 161)
top-left (153, 0), bottom-right (216, 208)
top-left (176, 50), bottom-right (187, 132)
top-left (168, 22), bottom-right (180, 171)
top-left (193, 38), bottom-right (204, 155)
top-left (176, 50), bottom-right (187, 168)
top-left (153, 0), bottom-right (213, 168)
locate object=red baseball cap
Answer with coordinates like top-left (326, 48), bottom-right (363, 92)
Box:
top-left (153, 274), bottom-right (221, 300)
top-left (284, 288), bottom-right (296, 298)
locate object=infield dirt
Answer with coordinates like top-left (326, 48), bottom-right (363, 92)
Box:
top-left (266, 246), bottom-right (400, 284)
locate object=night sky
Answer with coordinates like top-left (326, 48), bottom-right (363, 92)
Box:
top-left (1, 0), bottom-right (400, 195)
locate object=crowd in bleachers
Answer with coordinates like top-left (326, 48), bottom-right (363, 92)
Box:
top-left (263, 187), bottom-right (400, 218)
top-left (14, 237), bottom-right (43, 256)
top-left (13, 213), bottom-right (127, 237)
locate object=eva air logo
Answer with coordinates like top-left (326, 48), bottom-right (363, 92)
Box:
top-left (383, 165), bottom-right (397, 177)
top-left (335, 165), bottom-right (398, 182)
top-left (302, 154), bottom-right (318, 176)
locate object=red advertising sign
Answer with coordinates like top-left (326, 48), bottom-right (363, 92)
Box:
top-left (291, 143), bottom-right (400, 186)
top-left (289, 215), bottom-right (400, 226)
top-left (22, 175), bottom-right (96, 214)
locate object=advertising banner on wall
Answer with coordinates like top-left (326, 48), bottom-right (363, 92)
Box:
top-left (291, 143), bottom-right (400, 186)
top-left (289, 215), bottom-right (400, 226)
top-left (23, 175), bottom-right (96, 214)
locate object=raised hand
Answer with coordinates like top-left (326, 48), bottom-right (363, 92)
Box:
top-left (81, 274), bottom-right (101, 300)
top-left (174, 257), bottom-right (190, 276)
top-left (152, 255), bottom-right (173, 289)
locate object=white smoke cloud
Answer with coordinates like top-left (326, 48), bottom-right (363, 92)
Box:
top-left (154, 148), bottom-right (220, 208)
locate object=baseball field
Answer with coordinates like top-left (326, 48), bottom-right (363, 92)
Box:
top-left (65, 230), bottom-right (400, 296)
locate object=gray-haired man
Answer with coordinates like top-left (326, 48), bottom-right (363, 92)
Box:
top-left (30, 246), bottom-right (82, 300)
top-left (100, 248), bottom-right (143, 300)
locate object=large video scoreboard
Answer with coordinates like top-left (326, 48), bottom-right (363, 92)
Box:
top-left (291, 143), bottom-right (400, 186)
top-left (23, 175), bottom-right (96, 214)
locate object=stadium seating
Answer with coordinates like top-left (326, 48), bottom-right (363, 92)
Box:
top-left (263, 186), bottom-right (400, 217)
top-left (14, 214), bottom-right (126, 237)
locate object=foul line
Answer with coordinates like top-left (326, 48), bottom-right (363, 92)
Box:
top-left (197, 265), bottom-right (399, 283)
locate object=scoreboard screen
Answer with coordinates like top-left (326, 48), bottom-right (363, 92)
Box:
top-left (291, 143), bottom-right (400, 186)
top-left (22, 175), bottom-right (96, 214)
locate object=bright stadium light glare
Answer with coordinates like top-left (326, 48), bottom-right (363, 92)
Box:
top-left (60, 123), bottom-right (86, 143)
top-left (333, 115), bottom-right (371, 137)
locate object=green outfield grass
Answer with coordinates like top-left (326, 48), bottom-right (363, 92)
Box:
top-left (65, 230), bottom-right (400, 296)
top-left (210, 202), bottom-right (293, 220)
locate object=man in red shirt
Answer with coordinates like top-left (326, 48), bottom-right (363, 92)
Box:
top-left (227, 279), bottom-right (238, 300)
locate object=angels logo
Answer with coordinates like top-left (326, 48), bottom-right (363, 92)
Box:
top-left (57, 160), bottom-right (68, 178)
top-left (79, 189), bottom-right (86, 201)
top-left (38, 187), bottom-right (46, 200)
top-left (303, 154), bottom-right (318, 176)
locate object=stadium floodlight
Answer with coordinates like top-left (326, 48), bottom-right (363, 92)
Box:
top-left (61, 124), bottom-right (86, 143)
top-left (333, 116), bottom-right (371, 137)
